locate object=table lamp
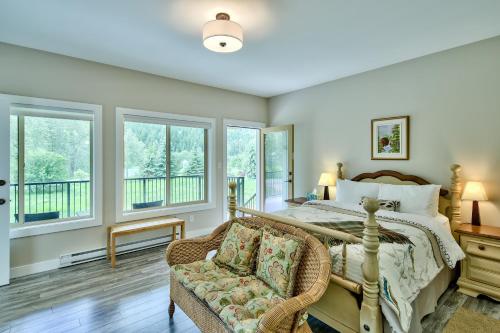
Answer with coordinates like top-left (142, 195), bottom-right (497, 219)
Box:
top-left (462, 181), bottom-right (488, 226)
top-left (318, 172), bottom-right (335, 200)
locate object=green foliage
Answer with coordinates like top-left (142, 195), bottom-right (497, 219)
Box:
top-left (187, 152), bottom-right (204, 176)
top-left (74, 169), bottom-right (90, 180)
top-left (25, 149), bottom-right (68, 182)
top-left (245, 145), bottom-right (257, 179)
top-left (390, 124), bottom-right (401, 153)
top-left (227, 127), bottom-right (258, 179)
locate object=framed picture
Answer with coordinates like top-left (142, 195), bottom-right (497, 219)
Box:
top-left (371, 116), bottom-right (409, 160)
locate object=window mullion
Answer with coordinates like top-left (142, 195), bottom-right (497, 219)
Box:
top-left (89, 120), bottom-right (94, 217)
top-left (17, 115), bottom-right (25, 225)
top-left (165, 125), bottom-right (171, 206)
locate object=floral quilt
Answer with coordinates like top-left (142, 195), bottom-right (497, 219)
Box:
top-left (273, 201), bottom-right (464, 333)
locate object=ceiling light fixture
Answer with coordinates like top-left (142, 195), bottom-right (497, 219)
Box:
top-left (203, 13), bottom-right (243, 53)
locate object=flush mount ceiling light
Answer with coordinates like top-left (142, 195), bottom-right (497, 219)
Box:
top-left (203, 13), bottom-right (243, 53)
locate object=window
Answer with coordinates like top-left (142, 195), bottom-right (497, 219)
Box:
top-left (117, 108), bottom-right (215, 221)
top-left (6, 96), bottom-right (102, 238)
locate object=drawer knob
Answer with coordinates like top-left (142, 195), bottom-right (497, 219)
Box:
top-left (478, 245), bottom-right (485, 251)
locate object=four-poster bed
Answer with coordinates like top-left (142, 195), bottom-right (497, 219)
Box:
top-left (227, 163), bottom-right (464, 333)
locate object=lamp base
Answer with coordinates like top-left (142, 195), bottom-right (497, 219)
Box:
top-left (323, 186), bottom-right (330, 200)
top-left (471, 200), bottom-right (481, 226)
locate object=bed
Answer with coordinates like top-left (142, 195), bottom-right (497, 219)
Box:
top-left (227, 163), bottom-right (466, 333)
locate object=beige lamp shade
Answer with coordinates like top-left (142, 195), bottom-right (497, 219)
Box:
top-left (318, 172), bottom-right (335, 186)
top-left (462, 181), bottom-right (488, 201)
top-left (203, 13), bottom-right (243, 53)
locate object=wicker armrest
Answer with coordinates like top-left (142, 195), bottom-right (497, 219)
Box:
top-left (258, 243), bottom-right (331, 332)
top-left (165, 222), bottom-right (228, 266)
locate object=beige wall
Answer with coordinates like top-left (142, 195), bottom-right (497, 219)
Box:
top-left (269, 36), bottom-right (500, 227)
top-left (0, 43), bottom-right (268, 268)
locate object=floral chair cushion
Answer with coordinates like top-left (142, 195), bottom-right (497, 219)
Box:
top-left (172, 259), bottom-right (238, 290)
top-left (172, 259), bottom-right (289, 332)
top-left (256, 229), bottom-right (305, 298)
top-left (214, 222), bottom-right (262, 275)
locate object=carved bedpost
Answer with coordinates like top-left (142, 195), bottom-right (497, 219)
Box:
top-left (360, 198), bottom-right (382, 333)
top-left (228, 182), bottom-right (237, 220)
top-left (450, 164), bottom-right (462, 239)
top-left (337, 162), bottom-right (344, 180)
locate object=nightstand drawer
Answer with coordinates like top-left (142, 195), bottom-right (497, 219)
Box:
top-left (468, 265), bottom-right (500, 286)
top-left (465, 239), bottom-right (500, 261)
top-left (469, 255), bottom-right (500, 274)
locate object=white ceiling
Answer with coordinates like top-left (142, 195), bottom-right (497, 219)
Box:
top-left (1, 1), bottom-right (500, 97)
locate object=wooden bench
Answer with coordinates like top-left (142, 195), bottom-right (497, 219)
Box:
top-left (107, 217), bottom-right (185, 268)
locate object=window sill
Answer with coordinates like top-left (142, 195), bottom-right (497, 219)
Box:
top-left (10, 218), bottom-right (102, 239)
top-left (117, 201), bottom-right (216, 223)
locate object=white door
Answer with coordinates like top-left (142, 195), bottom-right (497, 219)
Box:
top-left (223, 119), bottom-right (265, 217)
top-left (261, 125), bottom-right (294, 212)
top-left (0, 96), bottom-right (11, 286)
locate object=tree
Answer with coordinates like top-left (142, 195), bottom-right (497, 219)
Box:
top-left (143, 145), bottom-right (166, 177)
top-left (245, 145), bottom-right (257, 179)
top-left (187, 152), bottom-right (204, 176)
top-left (25, 149), bottom-right (68, 182)
top-left (390, 124), bottom-right (401, 153)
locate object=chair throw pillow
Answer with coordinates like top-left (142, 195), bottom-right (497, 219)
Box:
top-left (214, 222), bottom-right (262, 275)
top-left (256, 228), bottom-right (305, 298)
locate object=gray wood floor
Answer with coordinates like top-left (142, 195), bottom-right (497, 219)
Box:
top-left (0, 247), bottom-right (498, 333)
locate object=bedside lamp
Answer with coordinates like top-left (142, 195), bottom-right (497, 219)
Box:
top-left (318, 172), bottom-right (335, 200)
top-left (462, 181), bottom-right (488, 226)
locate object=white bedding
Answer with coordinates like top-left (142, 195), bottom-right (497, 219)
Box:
top-left (273, 200), bottom-right (464, 333)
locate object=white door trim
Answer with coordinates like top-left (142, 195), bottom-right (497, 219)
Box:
top-left (0, 97), bottom-right (11, 285)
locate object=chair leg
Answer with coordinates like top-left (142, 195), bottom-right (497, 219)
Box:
top-left (169, 299), bottom-right (176, 319)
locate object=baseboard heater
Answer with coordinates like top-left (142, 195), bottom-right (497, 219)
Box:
top-left (59, 234), bottom-right (174, 267)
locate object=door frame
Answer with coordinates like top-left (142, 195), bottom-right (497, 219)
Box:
top-left (0, 96), bottom-right (11, 285)
top-left (222, 119), bottom-right (265, 218)
top-left (260, 124), bottom-right (294, 210)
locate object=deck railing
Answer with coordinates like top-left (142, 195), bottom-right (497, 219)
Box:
top-left (10, 175), bottom-right (250, 223)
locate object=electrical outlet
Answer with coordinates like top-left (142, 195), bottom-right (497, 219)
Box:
top-left (189, 215), bottom-right (195, 223)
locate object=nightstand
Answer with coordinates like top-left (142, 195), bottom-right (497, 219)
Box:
top-left (456, 224), bottom-right (500, 301)
top-left (284, 197), bottom-right (308, 207)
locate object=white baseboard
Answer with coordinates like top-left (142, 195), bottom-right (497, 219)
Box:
top-left (9, 226), bottom-right (214, 279)
top-left (10, 258), bottom-right (61, 279)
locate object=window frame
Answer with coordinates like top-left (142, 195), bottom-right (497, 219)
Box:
top-left (2, 94), bottom-right (103, 239)
top-left (115, 107), bottom-right (216, 222)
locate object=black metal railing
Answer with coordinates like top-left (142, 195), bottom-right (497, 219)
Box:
top-left (244, 193), bottom-right (257, 209)
top-left (10, 175), bottom-right (250, 222)
top-left (10, 180), bottom-right (91, 223)
top-left (123, 175), bottom-right (210, 210)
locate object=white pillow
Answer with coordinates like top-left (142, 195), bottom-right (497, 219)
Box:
top-left (336, 179), bottom-right (380, 205)
top-left (378, 183), bottom-right (441, 217)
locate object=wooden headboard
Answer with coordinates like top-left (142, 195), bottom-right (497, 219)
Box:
top-left (335, 163), bottom-right (463, 238)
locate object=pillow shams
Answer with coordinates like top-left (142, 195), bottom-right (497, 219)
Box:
top-left (359, 196), bottom-right (401, 212)
top-left (378, 183), bottom-right (441, 216)
top-left (336, 179), bottom-right (380, 205)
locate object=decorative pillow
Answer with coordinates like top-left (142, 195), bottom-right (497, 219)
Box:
top-left (214, 222), bottom-right (262, 275)
top-left (359, 196), bottom-right (401, 212)
top-left (336, 179), bottom-right (380, 205)
top-left (256, 228), bottom-right (305, 298)
top-left (378, 183), bottom-right (441, 216)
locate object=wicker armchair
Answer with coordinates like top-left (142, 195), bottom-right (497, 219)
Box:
top-left (166, 217), bottom-right (331, 333)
